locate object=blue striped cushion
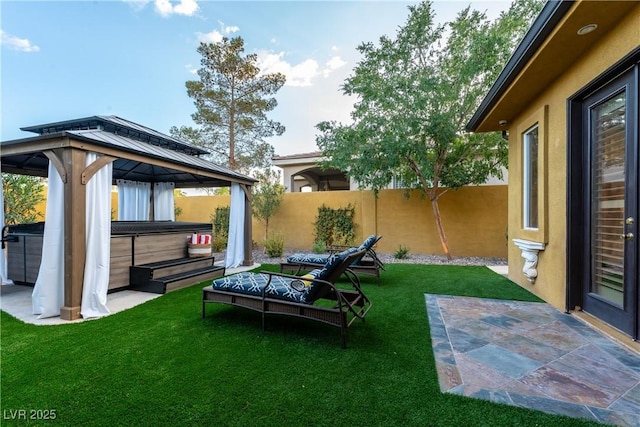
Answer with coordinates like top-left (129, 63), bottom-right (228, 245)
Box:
top-left (211, 272), bottom-right (255, 291)
top-left (287, 253), bottom-right (330, 264)
top-left (264, 275), bottom-right (308, 303)
top-left (359, 235), bottom-right (377, 250)
top-left (305, 247), bottom-right (358, 302)
top-left (211, 273), bottom-right (309, 304)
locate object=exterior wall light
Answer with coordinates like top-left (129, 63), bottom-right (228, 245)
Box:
top-left (577, 24), bottom-right (597, 35)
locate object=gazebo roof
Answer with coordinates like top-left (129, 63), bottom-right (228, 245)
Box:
top-left (21, 115), bottom-right (209, 156)
top-left (1, 116), bottom-right (256, 188)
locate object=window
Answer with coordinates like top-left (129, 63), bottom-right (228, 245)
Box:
top-left (523, 125), bottom-right (539, 229)
top-left (392, 175), bottom-right (420, 189)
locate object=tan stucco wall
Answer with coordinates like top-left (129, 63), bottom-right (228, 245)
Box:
top-left (506, 5), bottom-right (640, 310)
top-left (174, 186), bottom-right (508, 257)
top-left (26, 176), bottom-right (508, 260)
top-left (31, 186), bottom-right (506, 257)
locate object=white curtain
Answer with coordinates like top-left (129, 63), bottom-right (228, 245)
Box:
top-left (153, 182), bottom-right (175, 221)
top-left (116, 179), bottom-right (150, 221)
top-left (225, 183), bottom-right (245, 268)
top-left (81, 153), bottom-right (112, 318)
top-left (32, 161), bottom-right (65, 318)
top-left (0, 167), bottom-right (14, 285)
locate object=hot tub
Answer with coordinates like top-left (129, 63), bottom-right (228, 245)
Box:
top-left (5, 221), bottom-right (213, 291)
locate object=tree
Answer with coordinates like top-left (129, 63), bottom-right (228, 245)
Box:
top-left (172, 36), bottom-right (286, 173)
top-left (315, 0), bottom-right (543, 259)
top-left (2, 173), bottom-right (45, 225)
top-left (252, 168), bottom-right (285, 239)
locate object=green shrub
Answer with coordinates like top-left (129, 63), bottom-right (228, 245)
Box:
top-left (312, 240), bottom-right (327, 254)
top-left (252, 168), bottom-right (285, 240)
top-left (212, 235), bottom-right (227, 252)
top-left (264, 233), bottom-right (285, 257)
top-left (314, 204), bottom-right (356, 247)
top-left (394, 245), bottom-right (410, 259)
top-left (211, 206), bottom-right (230, 238)
top-left (2, 173), bottom-right (45, 224)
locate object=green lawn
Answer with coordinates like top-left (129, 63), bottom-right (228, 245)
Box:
top-left (1, 265), bottom-right (603, 426)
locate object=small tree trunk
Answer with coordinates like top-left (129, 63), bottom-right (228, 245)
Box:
top-left (261, 218), bottom-right (269, 255)
top-left (229, 86), bottom-right (236, 170)
top-left (430, 197), bottom-right (452, 260)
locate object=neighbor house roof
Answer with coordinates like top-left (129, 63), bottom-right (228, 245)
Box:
top-left (272, 151), bottom-right (323, 164)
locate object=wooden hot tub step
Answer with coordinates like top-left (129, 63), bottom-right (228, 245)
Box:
top-left (131, 265), bottom-right (225, 294)
top-left (130, 256), bottom-right (215, 285)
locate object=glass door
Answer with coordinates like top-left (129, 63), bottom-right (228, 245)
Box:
top-left (582, 69), bottom-right (637, 335)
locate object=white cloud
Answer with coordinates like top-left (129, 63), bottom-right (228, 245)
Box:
top-left (123, 0), bottom-right (151, 12)
top-left (173, 0), bottom-right (198, 16)
top-left (197, 21), bottom-right (240, 43)
top-left (257, 51), bottom-right (317, 87)
top-left (323, 56), bottom-right (347, 77)
top-left (221, 24), bottom-right (239, 34)
top-left (185, 64), bottom-right (198, 74)
top-left (154, 0), bottom-right (199, 17)
top-left (155, 0), bottom-right (173, 16)
top-left (0, 30), bottom-right (40, 53)
top-left (257, 51), bottom-right (347, 87)
top-left (287, 59), bottom-right (321, 87)
top-left (197, 29), bottom-right (224, 43)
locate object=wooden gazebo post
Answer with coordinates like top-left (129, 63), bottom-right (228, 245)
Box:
top-left (42, 147), bottom-right (87, 321)
top-left (45, 146), bottom-right (115, 320)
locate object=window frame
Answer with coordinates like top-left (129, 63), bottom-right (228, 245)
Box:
top-left (523, 124), bottom-right (540, 230)
top-left (514, 105), bottom-right (548, 243)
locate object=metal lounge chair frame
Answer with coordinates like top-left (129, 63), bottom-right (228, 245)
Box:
top-left (280, 235), bottom-right (385, 284)
top-left (202, 249), bottom-right (372, 348)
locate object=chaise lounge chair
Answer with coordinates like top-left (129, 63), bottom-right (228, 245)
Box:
top-left (202, 248), bottom-right (372, 348)
top-left (280, 235), bottom-right (385, 284)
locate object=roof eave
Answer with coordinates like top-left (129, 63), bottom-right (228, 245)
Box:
top-left (466, 0), bottom-right (573, 132)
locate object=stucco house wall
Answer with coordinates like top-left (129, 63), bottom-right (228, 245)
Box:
top-left (505, 4), bottom-right (639, 310)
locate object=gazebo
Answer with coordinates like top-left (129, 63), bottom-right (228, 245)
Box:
top-left (1, 115), bottom-right (255, 320)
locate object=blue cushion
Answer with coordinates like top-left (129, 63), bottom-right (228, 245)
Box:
top-left (287, 236), bottom-right (376, 266)
top-left (304, 247), bottom-right (358, 302)
top-left (210, 247), bottom-right (358, 305)
top-left (359, 235), bottom-right (377, 251)
top-left (287, 253), bottom-right (330, 264)
top-left (264, 275), bottom-right (309, 303)
top-left (314, 252), bottom-right (343, 281)
top-left (211, 272), bottom-right (256, 291)
top-left (308, 269), bottom-right (323, 278)
top-left (211, 272), bottom-right (309, 304)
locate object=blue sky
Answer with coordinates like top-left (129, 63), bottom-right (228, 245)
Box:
top-left (1, 0), bottom-right (510, 156)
